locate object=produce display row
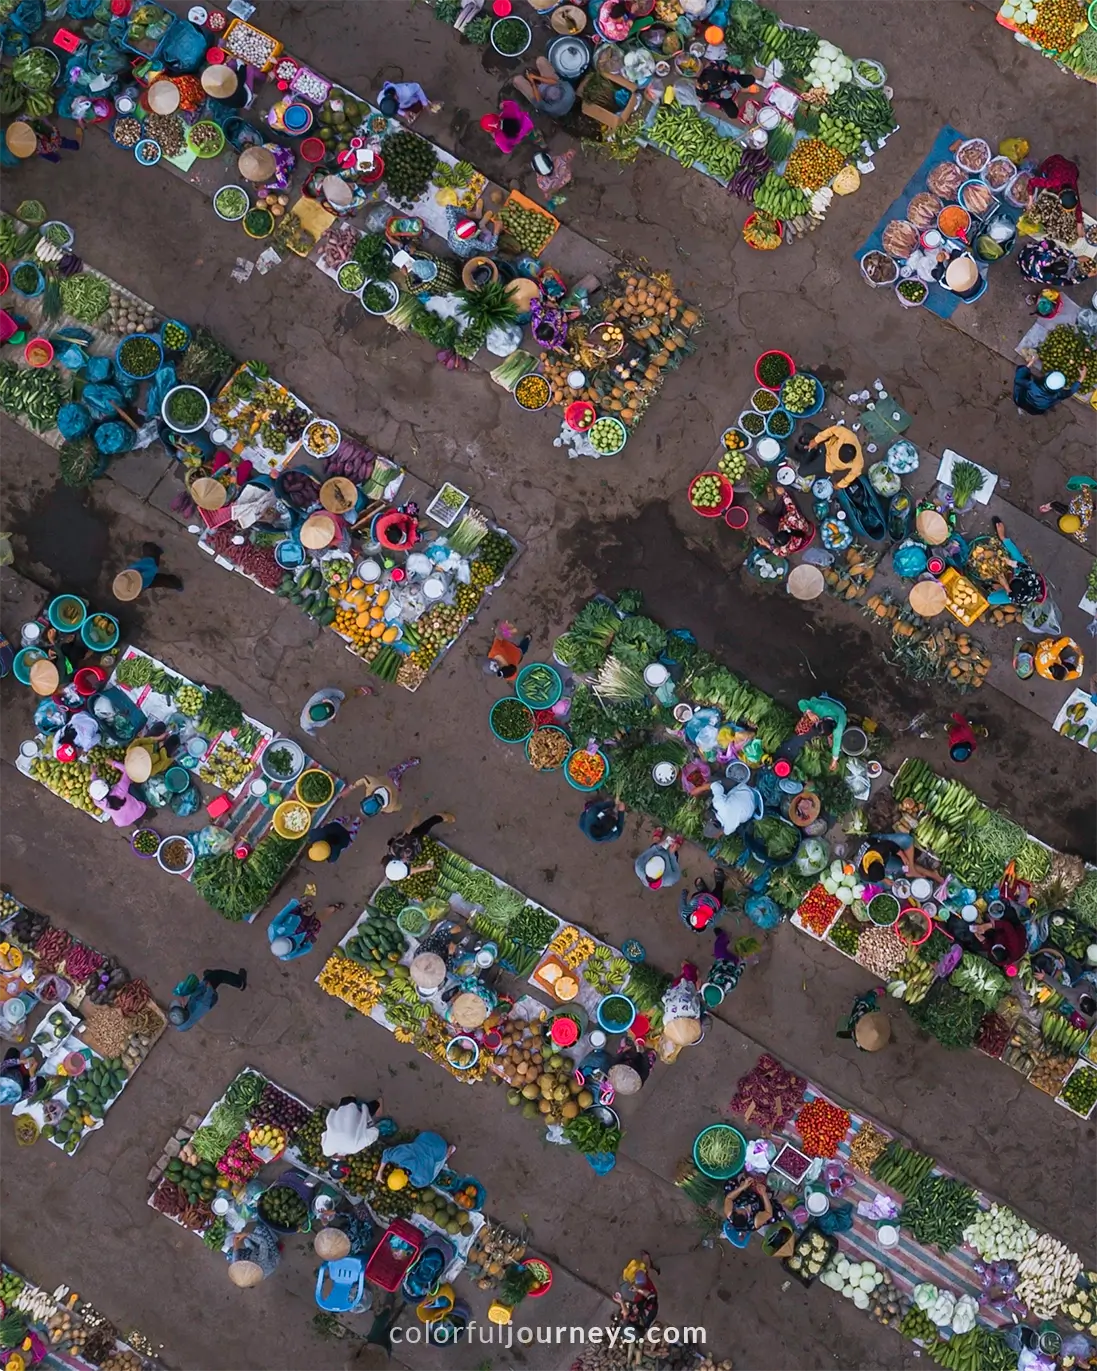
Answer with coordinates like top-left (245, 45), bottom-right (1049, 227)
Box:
top-left (633, 3), bottom-right (898, 248)
top-left (790, 758), bottom-right (1097, 1115)
top-left (0, 1262), bottom-right (159, 1371)
top-left (0, 891), bottom-right (165, 1156)
top-left (702, 1055), bottom-right (1097, 1357)
top-left (994, 0), bottom-right (1096, 84)
top-left (14, 633), bottom-right (341, 923)
top-left (317, 843), bottom-right (681, 1163)
top-left (146, 1067), bottom-right (485, 1279)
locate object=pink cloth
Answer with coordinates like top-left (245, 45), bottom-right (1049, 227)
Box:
top-left (103, 760), bottom-right (148, 827)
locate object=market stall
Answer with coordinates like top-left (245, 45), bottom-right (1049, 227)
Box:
top-left (678, 1053), bottom-right (1097, 1364)
top-left (857, 127), bottom-right (1029, 316)
top-left (0, 892), bottom-right (166, 1156)
top-left (146, 1067), bottom-right (488, 1289)
top-left (0, 1262), bottom-right (160, 1371)
top-left (994, 0), bottom-right (1096, 84)
top-left (318, 843), bottom-right (687, 1168)
top-left (11, 620), bottom-right (342, 922)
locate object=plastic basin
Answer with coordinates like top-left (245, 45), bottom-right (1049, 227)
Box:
top-left (47, 594), bottom-right (86, 632)
top-left (295, 768), bottom-right (336, 808)
top-left (753, 349), bottom-right (795, 391)
top-left (81, 613), bottom-right (119, 651)
top-left (689, 471), bottom-right (733, 517)
top-left (489, 697), bottom-right (533, 743)
top-left (780, 374), bottom-right (824, 417)
top-left (596, 993), bottom-right (636, 1034)
top-left (525, 725), bottom-right (571, 771)
top-left (693, 1123), bottom-right (746, 1180)
top-left (13, 647), bottom-right (47, 684)
top-left (515, 662), bottom-right (562, 710)
top-left (564, 747), bottom-right (610, 792)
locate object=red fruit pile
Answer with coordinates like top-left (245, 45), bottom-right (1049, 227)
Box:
top-left (797, 885), bottom-right (841, 936)
top-left (795, 1097), bottom-right (851, 1158)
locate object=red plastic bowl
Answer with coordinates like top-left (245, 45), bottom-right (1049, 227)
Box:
top-left (724, 503), bottom-right (750, 529)
top-left (522, 1259), bottom-right (553, 1297)
top-left (0, 263), bottom-right (8, 295)
top-left (300, 136), bottom-right (326, 163)
top-left (24, 337), bottom-right (53, 368)
top-left (565, 400), bottom-right (596, 431)
top-left (688, 471), bottom-right (733, 517)
top-left (359, 154), bottom-right (385, 184)
top-left (754, 349), bottom-right (796, 392)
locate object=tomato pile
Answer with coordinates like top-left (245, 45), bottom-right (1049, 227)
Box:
top-left (796, 884), bottom-right (841, 936)
top-left (795, 1098), bottom-right (851, 1158)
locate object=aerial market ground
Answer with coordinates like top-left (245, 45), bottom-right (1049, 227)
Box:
top-left (1, 1), bottom-right (1095, 1369)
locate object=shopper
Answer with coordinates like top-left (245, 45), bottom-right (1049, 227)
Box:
top-left (680, 868), bottom-right (726, 932)
top-left (797, 694), bottom-right (848, 769)
top-left (88, 762), bottom-right (147, 828)
top-left (696, 61), bottom-right (754, 120)
top-left (168, 968), bottom-right (247, 1031)
top-left (385, 813), bottom-right (455, 876)
top-left (485, 623), bottom-right (532, 679)
top-left (480, 99), bottom-right (535, 155)
top-left (112, 543), bottom-right (184, 601)
top-left (343, 1297), bottom-right (406, 1369)
top-left (634, 836), bottom-right (682, 890)
top-left (268, 899), bottom-right (343, 960)
top-left (706, 929), bottom-right (746, 997)
top-left (5, 118), bottom-right (81, 163)
top-left (947, 712), bottom-right (980, 763)
top-left (612, 1252), bottom-right (659, 1335)
top-left (836, 987), bottom-right (891, 1051)
top-left (308, 817), bottom-right (362, 864)
top-left (805, 425), bottom-right (864, 488)
top-left (578, 796), bottom-right (626, 843)
top-left (300, 687), bottom-right (346, 735)
top-left (1013, 364), bottom-right (1084, 415)
top-left (377, 80), bottom-right (439, 121)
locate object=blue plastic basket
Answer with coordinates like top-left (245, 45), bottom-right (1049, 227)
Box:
top-left (780, 373), bottom-right (824, 418)
top-left (115, 332), bottom-right (163, 380)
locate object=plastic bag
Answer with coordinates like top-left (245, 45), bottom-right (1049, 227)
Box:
top-left (56, 344), bottom-right (89, 372)
top-left (66, 0), bottom-right (100, 15)
top-left (92, 420), bottom-right (132, 455)
top-left (87, 38), bottom-right (129, 74)
top-left (85, 355), bottom-right (111, 382)
top-left (57, 402), bottom-right (92, 440)
top-left (8, 0), bottom-right (45, 31)
top-left (82, 382), bottom-right (126, 418)
top-left (816, 1202), bottom-right (853, 1235)
top-left (192, 825), bottom-right (233, 858)
top-left (158, 18), bottom-right (206, 72)
top-left (144, 364), bottom-right (176, 419)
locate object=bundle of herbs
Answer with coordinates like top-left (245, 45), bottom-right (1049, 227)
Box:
top-left (905, 980), bottom-right (983, 1050)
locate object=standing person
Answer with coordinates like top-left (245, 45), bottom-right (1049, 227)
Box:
top-left (480, 99), bottom-right (535, 155)
top-left (111, 543), bottom-right (184, 601)
top-left (300, 687), bottom-right (346, 736)
top-left (634, 835), bottom-right (682, 890)
top-left (5, 118), bottom-right (81, 164)
top-left (680, 868), bottom-right (726, 932)
top-left (343, 1297), bottom-right (406, 1369)
top-left (485, 623), bottom-right (532, 680)
top-left (308, 816), bottom-right (362, 865)
top-left (227, 1221), bottom-right (281, 1288)
top-left (88, 762), bottom-right (147, 828)
top-left (168, 968), bottom-right (247, 1031)
top-left (836, 987), bottom-right (891, 1051)
top-left (1013, 364), bottom-right (1084, 415)
top-left (659, 961), bottom-right (703, 1055)
top-left (268, 898), bottom-right (343, 960)
top-left (322, 1097), bottom-right (384, 1158)
top-left (377, 80), bottom-right (440, 122)
top-left (706, 929), bottom-right (747, 998)
top-left (385, 813), bottom-right (455, 877)
top-left (578, 796), bottom-right (626, 843)
top-left (947, 712), bottom-right (981, 763)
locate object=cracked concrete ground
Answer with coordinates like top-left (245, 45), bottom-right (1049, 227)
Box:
top-left (1, 2), bottom-right (1095, 1367)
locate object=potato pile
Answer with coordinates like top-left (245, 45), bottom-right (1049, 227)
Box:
top-left (492, 1016), bottom-right (590, 1125)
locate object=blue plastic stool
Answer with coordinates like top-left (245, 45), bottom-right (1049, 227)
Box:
top-left (315, 1257), bottom-right (367, 1312)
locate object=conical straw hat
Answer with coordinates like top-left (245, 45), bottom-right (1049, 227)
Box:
top-left (227, 1259), bottom-right (265, 1288)
top-left (112, 569), bottom-right (144, 601)
top-left (29, 658), bottom-right (59, 695)
top-left (5, 122), bottom-right (37, 158)
top-left (124, 744), bottom-right (153, 783)
top-left (190, 477), bottom-right (227, 511)
top-left (300, 513), bottom-right (336, 549)
top-left (239, 146), bottom-right (276, 182)
top-left (201, 64), bottom-right (239, 99)
top-left (147, 79), bottom-right (180, 114)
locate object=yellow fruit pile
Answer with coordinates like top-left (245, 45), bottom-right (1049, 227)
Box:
top-left (318, 953), bottom-right (382, 1013)
top-left (327, 576), bottom-right (400, 651)
top-left (248, 1124), bottom-right (286, 1152)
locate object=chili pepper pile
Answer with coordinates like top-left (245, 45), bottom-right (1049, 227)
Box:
top-left (209, 524), bottom-right (283, 589)
top-left (795, 1097), bottom-right (851, 1157)
top-left (796, 884), bottom-right (840, 936)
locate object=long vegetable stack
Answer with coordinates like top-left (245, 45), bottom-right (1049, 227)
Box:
top-left (635, 0), bottom-right (895, 244)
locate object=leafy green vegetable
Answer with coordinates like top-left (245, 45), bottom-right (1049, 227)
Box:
top-left (199, 685), bottom-right (244, 737)
top-left (906, 981), bottom-right (983, 1049)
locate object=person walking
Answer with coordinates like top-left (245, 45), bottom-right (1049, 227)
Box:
top-left (384, 813), bottom-right (455, 878)
top-left (578, 796), bottom-right (626, 843)
top-left (112, 543), bottom-right (183, 601)
top-left (5, 118), bottom-right (81, 164)
top-left (480, 99), bottom-right (536, 155)
top-left (836, 987), bottom-right (891, 1051)
top-left (947, 712), bottom-right (982, 763)
top-left (485, 623), bottom-right (532, 680)
top-left (300, 687), bottom-right (346, 735)
top-left (342, 1298), bottom-right (406, 1369)
top-left (308, 816), bottom-right (362, 864)
top-left (168, 969), bottom-right (247, 1031)
top-left (634, 834), bottom-right (682, 890)
top-left (680, 868), bottom-right (726, 932)
top-left (1013, 364), bottom-right (1085, 415)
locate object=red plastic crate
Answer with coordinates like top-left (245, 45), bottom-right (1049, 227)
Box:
top-left (365, 1219), bottom-right (424, 1292)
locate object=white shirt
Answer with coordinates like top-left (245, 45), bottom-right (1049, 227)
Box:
top-left (321, 1103), bottom-right (379, 1157)
top-left (54, 712), bottom-right (101, 755)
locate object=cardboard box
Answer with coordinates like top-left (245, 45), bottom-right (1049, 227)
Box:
top-left (578, 71), bottom-right (640, 129)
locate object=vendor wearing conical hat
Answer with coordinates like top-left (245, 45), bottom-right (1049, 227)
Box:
top-left (227, 1221), bottom-right (281, 1287)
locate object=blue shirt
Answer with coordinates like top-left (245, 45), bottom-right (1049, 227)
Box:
top-left (171, 981), bottom-right (217, 1030)
top-left (1013, 367), bottom-right (1080, 415)
top-left (128, 556), bottom-right (159, 589)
